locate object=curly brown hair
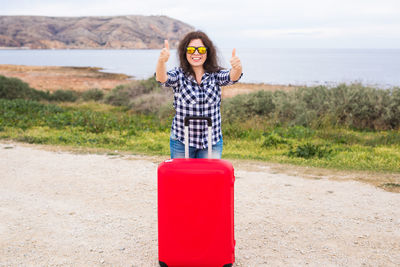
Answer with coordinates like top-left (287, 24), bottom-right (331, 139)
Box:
top-left (178, 31), bottom-right (223, 76)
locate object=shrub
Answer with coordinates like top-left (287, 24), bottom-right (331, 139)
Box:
top-left (222, 90), bottom-right (275, 122)
top-left (223, 83), bottom-right (400, 130)
top-left (261, 132), bottom-right (287, 147)
top-left (0, 75), bottom-right (32, 99)
top-left (50, 89), bottom-right (79, 102)
top-left (0, 75), bottom-right (50, 101)
top-left (129, 90), bottom-right (173, 115)
top-left (248, 90), bottom-right (275, 117)
top-left (292, 86), bottom-right (331, 127)
top-left (81, 88), bottom-right (104, 101)
top-left (78, 111), bottom-right (114, 133)
top-left (104, 84), bottom-right (131, 106)
top-left (139, 76), bottom-right (162, 93)
top-left (105, 76), bottom-right (162, 107)
top-left (387, 87), bottom-right (400, 129)
top-left (288, 142), bottom-right (333, 159)
top-left (329, 83), bottom-right (392, 130)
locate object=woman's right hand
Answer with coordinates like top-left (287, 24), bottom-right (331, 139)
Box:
top-left (159, 40), bottom-right (170, 63)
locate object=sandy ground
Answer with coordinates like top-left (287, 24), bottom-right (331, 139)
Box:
top-left (0, 64), bottom-right (132, 92)
top-left (1, 142), bottom-right (400, 266)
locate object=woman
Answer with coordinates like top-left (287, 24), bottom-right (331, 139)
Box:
top-left (156, 31), bottom-right (243, 159)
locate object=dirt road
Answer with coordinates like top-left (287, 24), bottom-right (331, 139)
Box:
top-left (1, 142), bottom-right (399, 266)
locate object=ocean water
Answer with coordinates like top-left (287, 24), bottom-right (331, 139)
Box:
top-left (1, 48), bottom-right (399, 88)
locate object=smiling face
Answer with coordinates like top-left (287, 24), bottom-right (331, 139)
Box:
top-left (186, 39), bottom-right (207, 69)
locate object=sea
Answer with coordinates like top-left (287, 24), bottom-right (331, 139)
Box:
top-left (1, 48), bottom-right (400, 88)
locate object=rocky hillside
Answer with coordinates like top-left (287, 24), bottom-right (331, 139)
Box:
top-left (0, 15), bottom-right (194, 49)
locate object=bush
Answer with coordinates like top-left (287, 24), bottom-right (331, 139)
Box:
top-left (81, 88), bottom-right (104, 101)
top-left (129, 90), bottom-right (173, 115)
top-left (105, 76), bottom-right (162, 107)
top-left (329, 83), bottom-right (392, 129)
top-left (50, 89), bottom-right (79, 102)
top-left (104, 84), bottom-right (131, 106)
top-left (139, 76), bottom-right (163, 93)
top-left (288, 142), bottom-right (333, 159)
top-left (387, 87), bottom-right (400, 129)
top-left (261, 131), bottom-right (288, 147)
top-left (0, 75), bottom-right (50, 101)
top-left (222, 83), bottom-right (400, 130)
top-left (222, 90), bottom-right (275, 121)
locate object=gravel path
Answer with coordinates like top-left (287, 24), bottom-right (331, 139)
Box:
top-left (1, 142), bottom-right (400, 266)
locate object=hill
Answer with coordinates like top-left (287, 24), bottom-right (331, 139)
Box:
top-left (0, 15), bottom-right (194, 49)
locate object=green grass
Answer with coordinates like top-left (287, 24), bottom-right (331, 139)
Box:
top-left (222, 134), bottom-right (400, 172)
top-left (1, 98), bottom-right (399, 173)
top-left (2, 76), bottom-right (400, 192)
top-left (0, 99), bottom-right (171, 154)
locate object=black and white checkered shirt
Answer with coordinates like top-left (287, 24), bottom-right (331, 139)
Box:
top-left (160, 67), bottom-right (242, 149)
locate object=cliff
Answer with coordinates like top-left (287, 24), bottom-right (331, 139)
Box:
top-left (0, 15), bottom-right (194, 49)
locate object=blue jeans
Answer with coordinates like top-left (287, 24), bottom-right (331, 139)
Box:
top-left (170, 134), bottom-right (223, 159)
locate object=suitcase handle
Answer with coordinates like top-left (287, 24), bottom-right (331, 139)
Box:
top-left (184, 116), bottom-right (212, 159)
top-left (184, 116), bottom-right (212, 127)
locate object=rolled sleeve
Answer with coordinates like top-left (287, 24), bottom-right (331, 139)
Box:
top-left (157, 67), bottom-right (180, 88)
top-left (215, 69), bottom-right (243, 86)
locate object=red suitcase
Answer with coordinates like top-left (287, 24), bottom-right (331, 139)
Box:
top-left (158, 117), bottom-right (235, 267)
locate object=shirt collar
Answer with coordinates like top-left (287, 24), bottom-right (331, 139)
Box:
top-left (187, 71), bottom-right (210, 84)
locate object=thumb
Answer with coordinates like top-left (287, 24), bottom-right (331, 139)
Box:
top-left (164, 40), bottom-right (169, 50)
top-left (232, 48), bottom-right (236, 58)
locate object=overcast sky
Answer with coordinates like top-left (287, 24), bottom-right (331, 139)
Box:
top-left (1, 0), bottom-right (400, 49)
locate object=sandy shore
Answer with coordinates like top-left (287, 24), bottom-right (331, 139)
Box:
top-left (0, 64), bottom-right (297, 97)
top-left (1, 142), bottom-right (399, 266)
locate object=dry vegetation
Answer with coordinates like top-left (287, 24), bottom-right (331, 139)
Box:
top-left (0, 64), bottom-right (295, 97)
top-left (0, 64), bottom-right (132, 92)
top-left (1, 64), bottom-right (399, 192)
top-left (222, 82), bottom-right (298, 98)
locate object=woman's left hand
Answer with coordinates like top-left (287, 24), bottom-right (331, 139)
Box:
top-left (230, 48), bottom-right (242, 70)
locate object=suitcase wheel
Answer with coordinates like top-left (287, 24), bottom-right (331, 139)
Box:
top-left (223, 264), bottom-right (233, 267)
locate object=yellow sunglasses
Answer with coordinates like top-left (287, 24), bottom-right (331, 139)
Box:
top-left (186, 46), bottom-right (207, 54)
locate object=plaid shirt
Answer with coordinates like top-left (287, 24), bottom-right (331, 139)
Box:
top-left (160, 67), bottom-right (242, 149)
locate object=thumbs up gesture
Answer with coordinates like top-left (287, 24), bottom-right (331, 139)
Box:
top-left (229, 48), bottom-right (242, 81)
top-left (159, 40), bottom-right (170, 63)
top-left (230, 48), bottom-right (242, 70)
